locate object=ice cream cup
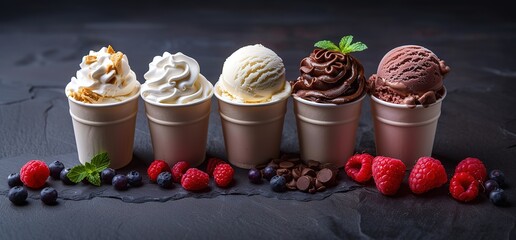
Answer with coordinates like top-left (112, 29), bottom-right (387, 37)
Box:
top-left (370, 88), bottom-right (446, 168)
top-left (142, 76), bottom-right (213, 167)
top-left (68, 90), bottom-right (140, 169)
top-left (293, 94), bottom-right (365, 166)
top-left (214, 82), bottom-right (288, 169)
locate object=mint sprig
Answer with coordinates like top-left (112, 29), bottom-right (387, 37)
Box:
top-left (314, 35), bottom-right (368, 54)
top-left (68, 152), bottom-right (110, 186)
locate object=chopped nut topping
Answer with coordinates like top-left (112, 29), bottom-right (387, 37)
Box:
top-left (106, 45), bottom-right (115, 54)
top-left (110, 52), bottom-right (123, 74)
top-left (85, 55), bottom-right (97, 65)
top-left (69, 88), bottom-right (103, 103)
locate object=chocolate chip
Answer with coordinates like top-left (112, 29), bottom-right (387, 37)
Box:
top-left (320, 163), bottom-right (336, 170)
top-left (307, 160), bottom-right (320, 169)
top-left (272, 158), bottom-right (282, 164)
top-left (301, 168), bottom-right (316, 177)
top-left (296, 176), bottom-right (313, 192)
top-left (279, 161), bottom-right (295, 169)
top-left (286, 179), bottom-right (297, 190)
top-left (276, 168), bottom-right (292, 182)
top-left (317, 168), bottom-right (336, 186)
top-left (292, 168), bottom-right (301, 180)
top-left (287, 158), bottom-right (301, 163)
top-left (267, 162), bottom-right (279, 169)
top-left (308, 186), bottom-right (317, 194)
top-left (315, 179), bottom-right (324, 189)
top-left (316, 185), bottom-right (326, 192)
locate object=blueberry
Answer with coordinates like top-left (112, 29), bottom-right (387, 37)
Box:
top-left (7, 173), bottom-right (23, 187)
top-left (112, 174), bottom-right (129, 191)
top-left (489, 169), bottom-right (505, 186)
top-left (489, 188), bottom-right (507, 206)
top-left (263, 166), bottom-right (277, 181)
top-left (40, 187), bottom-right (58, 205)
top-left (126, 171), bottom-right (143, 187)
top-left (483, 179), bottom-right (499, 195)
top-left (8, 186), bottom-right (28, 205)
top-left (60, 168), bottom-right (76, 185)
top-left (248, 168), bottom-right (262, 184)
top-left (270, 175), bottom-right (286, 192)
top-left (101, 168), bottom-right (116, 185)
top-left (48, 161), bottom-right (65, 180)
top-left (157, 172), bottom-right (173, 189)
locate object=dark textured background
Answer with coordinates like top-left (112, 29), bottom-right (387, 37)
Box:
top-left (1, 1), bottom-right (515, 239)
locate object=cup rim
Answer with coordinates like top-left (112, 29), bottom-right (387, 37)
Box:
top-left (66, 83), bottom-right (141, 108)
top-left (141, 74), bottom-right (214, 107)
top-left (292, 93), bottom-right (366, 108)
top-left (370, 87), bottom-right (447, 109)
top-left (213, 81), bottom-right (290, 107)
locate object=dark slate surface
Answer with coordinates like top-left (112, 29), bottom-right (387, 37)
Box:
top-left (1, 1), bottom-right (515, 239)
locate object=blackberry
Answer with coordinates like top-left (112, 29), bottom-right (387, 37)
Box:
top-left (157, 172), bottom-right (173, 189)
top-left (126, 171), bottom-right (143, 187)
top-left (101, 168), bottom-right (116, 185)
top-left (8, 186), bottom-right (28, 205)
top-left (40, 187), bottom-right (58, 205)
top-left (60, 168), bottom-right (76, 185)
top-left (48, 161), bottom-right (65, 180)
top-left (7, 173), bottom-right (23, 187)
top-left (112, 174), bottom-right (129, 191)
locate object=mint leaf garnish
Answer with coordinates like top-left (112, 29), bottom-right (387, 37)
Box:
top-left (346, 42), bottom-right (368, 53)
top-left (84, 162), bottom-right (96, 173)
top-left (91, 152), bottom-right (110, 172)
top-left (87, 173), bottom-right (101, 186)
top-left (315, 35), bottom-right (367, 55)
top-left (339, 35), bottom-right (353, 51)
top-left (314, 40), bottom-right (339, 51)
top-left (67, 152), bottom-right (111, 186)
top-left (68, 165), bottom-right (88, 183)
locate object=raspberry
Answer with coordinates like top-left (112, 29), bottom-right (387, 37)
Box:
top-left (171, 161), bottom-right (190, 183)
top-left (372, 156), bottom-right (406, 196)
top-left (449, 172), bottom-right (479, 202)
top-left (454, 157), bottom-right (487, 183)
top-left (213, 163), bottom-right (234, 188)
top-left (20, 160), bottom-right (50, 189)
top-left (206, 158), bottom-right (224, 176)
top-left (181, 168), bottom-right (209, 191)
top-left (409, 157), bottom-right (448, 194)
top-left (345, 153), bottom-right (373, 183)
top-left (147, 160), bottom-right (170, 182)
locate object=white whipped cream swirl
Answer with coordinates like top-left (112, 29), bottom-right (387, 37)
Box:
top-left (141, 52), bottom-right (212, 104)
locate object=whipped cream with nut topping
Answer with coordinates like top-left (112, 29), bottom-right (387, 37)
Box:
top-left (66, 45), bottom-right (140, 104)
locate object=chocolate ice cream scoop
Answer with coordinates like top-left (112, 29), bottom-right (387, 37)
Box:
top-left (291, 49), bottom-right (366, 104)
top-left (367, 45), bottom-right (450, 107)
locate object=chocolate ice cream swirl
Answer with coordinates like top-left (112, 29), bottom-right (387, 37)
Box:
top-left (291, 49), bottom-right (365, 104)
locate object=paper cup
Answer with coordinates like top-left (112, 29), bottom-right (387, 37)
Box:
top-left (293, 95), bottom-right (365, 166)
top-left (142, 80), bottom-right (213, 167)
top-left (370, 89), bottom-right (446, 168)
top-left (68, 90), bottom-right (140, 169)
top-left (214, 83), bottom-right (288, 169)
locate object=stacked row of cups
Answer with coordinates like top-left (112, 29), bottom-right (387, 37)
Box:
top-left (66, 40), bottom-right (450, 170)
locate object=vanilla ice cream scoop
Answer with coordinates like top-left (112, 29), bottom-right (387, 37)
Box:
top-left (141, 52), bottom-right (212, 104)
top-left (66, 45), bottom-right (140, 104)
top-left (217, 44), bottom-right (291, 103)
